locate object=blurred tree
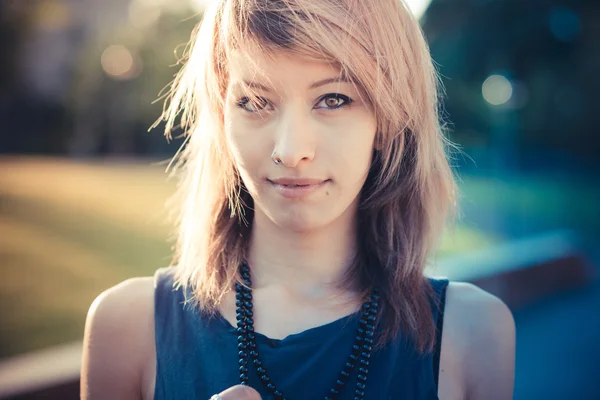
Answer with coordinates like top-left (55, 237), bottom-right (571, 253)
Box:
top-left (67, 6), bottom-right (199, 157)
top-left (0, 0), bottom-right (78, 154)
top-left (0, 2), bottom-right (28, 97)
top-left (0, 2), bottom-right (36, 153)
top-left (423, 0), bottom-right (599, 173)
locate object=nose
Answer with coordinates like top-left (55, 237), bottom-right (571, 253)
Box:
top-left (272, 106), bottom-right (316, 168)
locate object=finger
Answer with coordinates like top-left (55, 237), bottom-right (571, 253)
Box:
top-left (215, 384), bottom-right (262, 400)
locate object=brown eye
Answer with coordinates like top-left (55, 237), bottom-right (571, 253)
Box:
top-left (316, 94), bottom-right (353, 110)
top-left (325, 97), bottom-right (341, 107)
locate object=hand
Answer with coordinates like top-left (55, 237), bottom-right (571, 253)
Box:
top-left (212, 385), bottom-right (262, 400)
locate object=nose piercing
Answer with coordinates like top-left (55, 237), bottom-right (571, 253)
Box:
top-left (271, 151), bottom-right (282, 165)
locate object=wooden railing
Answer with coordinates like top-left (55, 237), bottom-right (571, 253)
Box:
top-left (0, 342), bottom-right (81, 400)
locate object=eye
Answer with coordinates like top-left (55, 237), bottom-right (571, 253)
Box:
top-left (315, 93), bottom-right (353, 110)
top-left (236, 96), bottom-right (271, 113)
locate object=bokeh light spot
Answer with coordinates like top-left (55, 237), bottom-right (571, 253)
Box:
top-left (548, 7), bottom-right (581, 43)
top-left (101, 45), bottom-right (135, 79)
top-left (482, 75), bottom-right (513, 106)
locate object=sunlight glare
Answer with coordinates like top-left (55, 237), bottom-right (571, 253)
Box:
top-left (189, 0), bottom-right (433, 19)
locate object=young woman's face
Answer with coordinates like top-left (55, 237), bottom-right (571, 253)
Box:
top-left (224, 50), bottom-right (377, 232)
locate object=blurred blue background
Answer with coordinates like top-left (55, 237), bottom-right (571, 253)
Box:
top-left (0, 0), bottom-right (598, 399)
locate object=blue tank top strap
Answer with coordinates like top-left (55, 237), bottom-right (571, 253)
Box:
top-left (428, 276), bottom-right (450, 389)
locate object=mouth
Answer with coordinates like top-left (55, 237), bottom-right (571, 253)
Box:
top-left (269, 178), bottom-right (327, 185)
top-left (275, 183), bottom-right (312, 188)
top-left (267, 178), bottom-right (329, 198)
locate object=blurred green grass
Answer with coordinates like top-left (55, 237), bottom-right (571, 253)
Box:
top-left (2, 156), bottom-right (596, 359)
top-left (0, 157), bottom-right (175, 359)
top-left (458, 173), bottom-right (600, 235)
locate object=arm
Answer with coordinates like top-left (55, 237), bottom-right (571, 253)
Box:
top-left (446, 282), bottom-right (516, 400)
top-left (81, 277), bottom-right (155, 400)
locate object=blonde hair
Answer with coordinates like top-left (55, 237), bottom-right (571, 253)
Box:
top-left (159, 0), bottom-right (457, 353)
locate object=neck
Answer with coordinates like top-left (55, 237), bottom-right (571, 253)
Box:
top-left (246, 209), bottom-right (358, 298)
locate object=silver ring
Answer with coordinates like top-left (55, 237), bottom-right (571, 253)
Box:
top-left (271, 151), bottom-right (282, 165)
top-left (209, 395), bottom-right (223, 400)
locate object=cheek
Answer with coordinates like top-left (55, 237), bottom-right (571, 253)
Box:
top-left (225, 117), bottom-right (268, 187)
top-left (341, 146), bottom-right (373, 187)
top-left (333, 122), bottom-right (376, 185)
top-left (225, 114), bottom-right (250, 164)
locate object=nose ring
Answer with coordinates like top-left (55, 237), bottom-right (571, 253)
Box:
top-left (271, 151), bottom-right (282, 165)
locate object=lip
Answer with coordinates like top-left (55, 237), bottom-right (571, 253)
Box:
top-left (267, 178), bottom-right (329, 199)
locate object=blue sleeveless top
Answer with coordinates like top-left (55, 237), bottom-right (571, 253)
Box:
top-left (153, 267), bottom-right (449, 400)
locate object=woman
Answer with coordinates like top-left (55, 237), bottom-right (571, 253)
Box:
top-left (81, 0), bottom-right (515, 399)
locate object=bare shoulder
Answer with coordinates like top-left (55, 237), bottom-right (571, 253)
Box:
top-left (443, 281), bottom-right (516, 400)
top-left (81, 276), bottom-right (156, 400)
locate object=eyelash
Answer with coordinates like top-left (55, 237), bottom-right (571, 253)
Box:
top-left (235, 93), bottom-right (353, 113)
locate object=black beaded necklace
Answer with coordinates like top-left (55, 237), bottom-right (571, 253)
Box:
top-left (235, 260), bottom-right (380, 400)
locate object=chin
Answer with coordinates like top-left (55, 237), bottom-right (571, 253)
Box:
top-left (259, 204), bottom-right (336, 233)
top-left (272, 212), bottom-right (326, 233)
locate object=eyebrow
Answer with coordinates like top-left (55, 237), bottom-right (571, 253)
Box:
top-left (237, 76), bottom-right (352, 92)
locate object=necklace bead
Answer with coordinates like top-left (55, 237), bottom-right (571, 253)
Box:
top-left (235, 261), bottom-right (379, 399)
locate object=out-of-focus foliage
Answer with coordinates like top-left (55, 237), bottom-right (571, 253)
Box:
top-left (68, 9), bottom-right (198, 155)
top-left (423, 0), bottom-right (599, 173)
top-left (0, 0), bottom-right (198, 156)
